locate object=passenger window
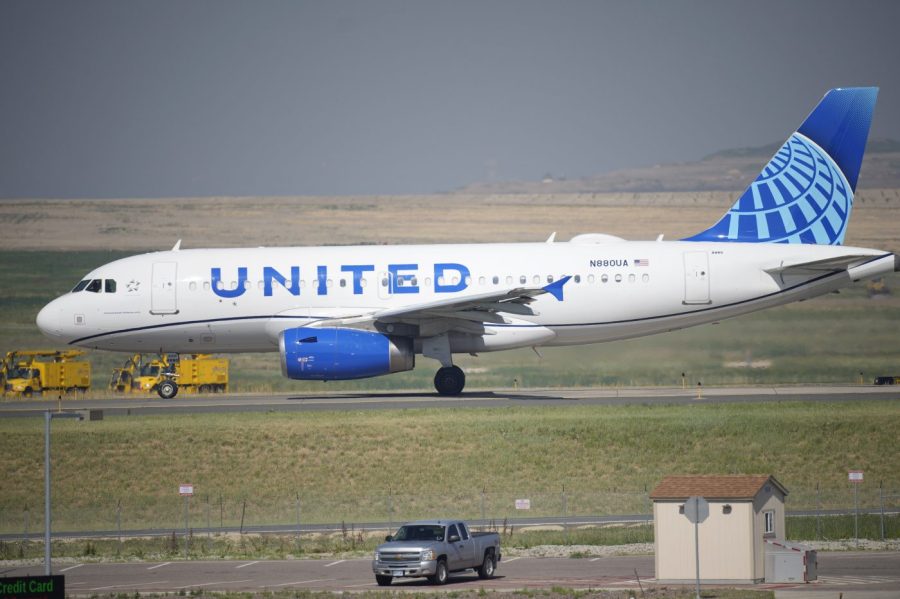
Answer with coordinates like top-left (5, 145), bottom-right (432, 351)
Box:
top-left (505, 276), bottom-right (512, 285)
top-left (588, 274), bottom-right (595, 284)
top-left (533, 275), bottom-right (540, 284)
top-left (629, 274), bottom-right (636, 283)
top-left (574, 275), bottom-right (581, 283)
top-left (492, 276), bottom-right (499, 285)
top-left (339, 279), bottom-right (347, 288)
top-left (86, 279), bottom-right (102, 293)
top-left (72, 280), bottom-right (90, 293)
top-left (478, 276), bottom-right (486, 285)
top-left (547, 275), bottom-right (554, 283)
top-left (615, 274), bottom-right (623, 283)
top-left (520, 275), bottom-right (526, 284)
top-left (190, 282), bottom-right (198, 291)
top-left (601, 274), bottom-right (609, 283)
top-left (447, 524), bottom-right (460, 541)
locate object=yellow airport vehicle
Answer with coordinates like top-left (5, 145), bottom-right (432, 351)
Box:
top-left (2, 350), bottom-right (91, 398)
top-left (110, 353), bottom-right (228, 398)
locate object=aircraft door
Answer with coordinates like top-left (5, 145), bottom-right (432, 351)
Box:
top-left (683, 251), bottom-right (711, 305)
top-left (150, 262), bottom-right (179, 314)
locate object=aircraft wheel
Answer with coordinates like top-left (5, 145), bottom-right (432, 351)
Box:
top-left (434, 366), bottom-right (465, 396)
top-left (158, 380), bottom-right (178, 399)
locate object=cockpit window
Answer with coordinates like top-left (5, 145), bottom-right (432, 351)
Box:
top-left (72, 280), bottom-right (90, 293)
top-left (105, 279), bottom-right (117, 293)
top-left (85, 279), bottom-right (102, 293)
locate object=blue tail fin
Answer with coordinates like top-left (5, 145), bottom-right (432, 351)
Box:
top-left (685, 87), bottom-right (878, 245)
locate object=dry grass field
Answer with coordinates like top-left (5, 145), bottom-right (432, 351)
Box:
top-left (2, 189), bottom-right (899, 251)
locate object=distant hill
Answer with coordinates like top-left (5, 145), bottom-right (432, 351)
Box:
top-left (462, 138), bottom-right (900, 194)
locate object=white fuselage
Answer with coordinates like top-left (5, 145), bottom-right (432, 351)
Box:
top-left (36, 239), bottom-right (896, 356)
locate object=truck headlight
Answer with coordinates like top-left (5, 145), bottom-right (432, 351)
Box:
top-left (374, 551), bottom-right (381, 561)
top-left (421, 549), bottom-right (435, 561)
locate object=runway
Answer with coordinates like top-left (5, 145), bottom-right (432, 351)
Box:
top-left (3, 552), bottom-right (899, 595)
top-left (0, 384), bottom-right (897, 418)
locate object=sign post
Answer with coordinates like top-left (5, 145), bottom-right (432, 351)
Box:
top-left (849, 471), bottom-right (863, 546)
top-left (684, 496), bottom-right (709, 599)
top-left (180, 484), bottom-right (194, 558)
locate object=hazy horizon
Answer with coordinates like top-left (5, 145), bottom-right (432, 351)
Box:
top-left (2, 1), bottom-right (899, 199)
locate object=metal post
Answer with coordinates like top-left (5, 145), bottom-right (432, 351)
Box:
top-left (44, 411), bottom-right (51, 576)
top-left (815, 482), bottom-right (820, 540)
top-left (388, 488), bottom-right (393, 533)
top-left (116, 499), bottom-right (122, 551)
top-left (206, 495), bottom-right (211, 539)
top-left (481, 487), bottom-right (486, 527)
top-left (184, 495), bottom-right (190, 558)
top-left (880, 481), bottom-right (885, 541)
top-left (694, 517), bottom-right (701, 599)
top-left (854, 482), bottom-right (859, 547)
top-left (562, 486), bottom-right (568, 544)
top-left (295, 495), bottom-right (302, 551)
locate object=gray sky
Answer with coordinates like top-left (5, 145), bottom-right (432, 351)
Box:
top-left (2, 0), bottom-right (899, 198)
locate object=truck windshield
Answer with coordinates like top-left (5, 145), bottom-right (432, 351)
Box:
top-left (392, 525), bottom-right (445, 542)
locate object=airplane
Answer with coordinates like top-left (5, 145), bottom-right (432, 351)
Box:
top-left (36, 87), bottom-right (898, 398)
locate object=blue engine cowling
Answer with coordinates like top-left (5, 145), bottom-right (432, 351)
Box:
top-left (279, 327), bottom-right (415, 380)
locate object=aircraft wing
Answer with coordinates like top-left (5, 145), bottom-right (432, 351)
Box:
top-left (306, 276), bottom-right (571, 336)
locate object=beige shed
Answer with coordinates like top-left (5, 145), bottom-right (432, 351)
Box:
top-left (650, 474), bottom-right (788, 584)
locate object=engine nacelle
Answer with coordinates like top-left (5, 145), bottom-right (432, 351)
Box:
top-left (279, 327), bottom-right (414, 381)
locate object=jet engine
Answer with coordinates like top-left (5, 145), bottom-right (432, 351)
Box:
top-left (279, 327), bottom-right (414, 380)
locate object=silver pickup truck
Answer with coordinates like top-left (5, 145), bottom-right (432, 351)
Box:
top-left (372, 520), bottom-right (501, 586)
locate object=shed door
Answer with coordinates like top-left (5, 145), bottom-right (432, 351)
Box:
top-left (151, 262), bottom-right (179, 314)
top-left (683, 252), bottom-right (711, 305)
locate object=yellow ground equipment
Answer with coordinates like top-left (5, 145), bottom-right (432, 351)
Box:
top-left (2, 350), bottom-right (91, 398)
top-left (109, 353), bottom-right (228, 398)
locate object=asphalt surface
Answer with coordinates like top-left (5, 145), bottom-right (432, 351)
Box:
top-left (1, 384), bottom-right (898, 418)
top-left (2, 552), bottom-right (899, 595)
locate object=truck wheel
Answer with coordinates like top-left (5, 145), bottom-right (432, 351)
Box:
top-left (477, 550), bottom-right (496, 579)
top-left (374, 575), bottom-right (392, 586)
top-left (428, 559), bottom-right (449, 585)
top-left (158, 381), bottom-right (178, 399)
top-left (23, 387), bottom-right (33, 398)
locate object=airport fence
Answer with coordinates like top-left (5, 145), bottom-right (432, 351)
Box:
top-left (1, 483), bottom-right (898, 542)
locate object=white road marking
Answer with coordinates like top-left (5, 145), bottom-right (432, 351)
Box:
top-left (323, 560), bottom-right (345, 567)
top-left (173, 579), bottom-right (252, 589)
top-left (503, 557), bottom-right (522, 563)
top-left (60, 564), bottom-right (83, 572)
top-left (89, 581), bottom-right (168, 591)
top-left (345, 582), bottom-right (377, 588)
top-left (235, 561), bottom-right (259, 569)
top-left (589, 558), bottom-right (601, 562)
top-left (818, 575), bottom-right (899, 585)
top-left (271, 578), bottom-right (333, 587)
top-left (147, 562), bottom-right (171, 570)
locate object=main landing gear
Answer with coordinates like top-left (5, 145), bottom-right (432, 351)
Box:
top-left (433, 365), bottom-right (465, 396)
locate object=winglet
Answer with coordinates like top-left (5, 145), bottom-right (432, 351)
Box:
top-left (542, 275), bottom-right (572, 301)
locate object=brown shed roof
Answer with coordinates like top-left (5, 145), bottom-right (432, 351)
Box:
top-left (650, 475), bottom-right (788, 501)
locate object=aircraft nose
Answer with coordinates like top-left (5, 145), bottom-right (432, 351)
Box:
top-left (36, 302), bottom-right (63, 339)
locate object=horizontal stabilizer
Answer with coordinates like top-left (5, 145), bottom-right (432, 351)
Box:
top-left (765, 254), bottom-right (883, 275)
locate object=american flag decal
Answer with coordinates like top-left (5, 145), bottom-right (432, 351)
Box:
top-left (635, 258), bottom-right (649, 267)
